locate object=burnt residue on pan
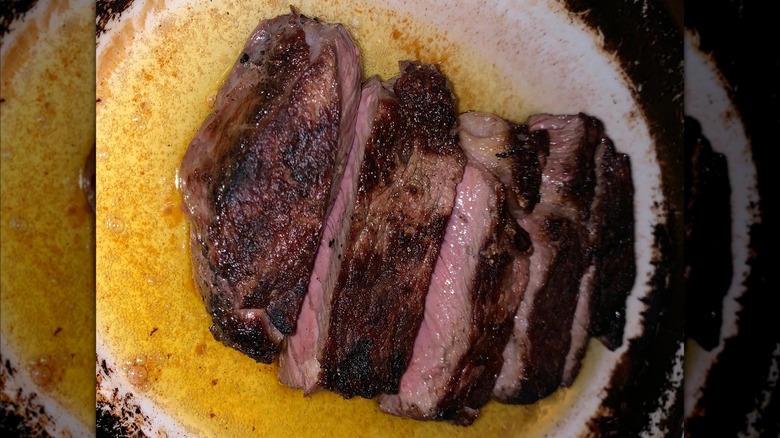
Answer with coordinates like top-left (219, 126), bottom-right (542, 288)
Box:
top-left (96, 356), bottom-right (152, 437)
top-left (588, 224), bottom-right (680, 435)
top-left (563, 0), bottom-right (685, 436)
top-left (96, 398), bottom-right (149, 437)
top-left (0, 0), bottom-right (38, 38)
top-left (96, 0), bottom-right (135, 38)
top-left (0, 354), bottom-right (56, 436)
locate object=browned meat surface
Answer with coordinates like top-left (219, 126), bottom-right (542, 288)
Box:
top-left (587, 137), bottom-right (636, 351)
top-left (494, 113), bottom-right (599, 403)
top-left (278, 77), bottom-right (385, 393)
top-left (531, 114), bottom-right (601, 223)
top-left (562, 262), bottom-right (596, 387)
top-left (178, 11), bottom-right (638, 422)
top-left (318, 62), bottom-right (466, 398)
top-left (458, 112), bottom-right (549, 215)
top-left (179, 11), bottom-right (361, 363)
top-left (495, 210), bottom-right (591, 402)
top-left (379, 164), bottom-right (530, 425)
top-left (684, 116), bottom-right (732, 351)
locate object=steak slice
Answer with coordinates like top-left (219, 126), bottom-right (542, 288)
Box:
top-left (562, 262), bottom-right (596, 387)
top-left (279, 77), bottom-right (384, 392)
top-left (493, 113), bottom-right (599, 403)
top-left (378, 164), bottom-right (530, 425)
top-left (684, 116), bottom-right (732, 351)
top-left (179, 11), bottom-right (361, 363)
top-left (531, 114), bottom-right (601, 223)
top-left (587, 137), bottom-right (636, 351)
top-left (458, 112), bottom-right (549, 215)
top-left (318, 62), bottom-right (466, 399)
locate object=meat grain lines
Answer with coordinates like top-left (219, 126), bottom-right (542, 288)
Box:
top-left (180, 10), bottom-right (636, 425)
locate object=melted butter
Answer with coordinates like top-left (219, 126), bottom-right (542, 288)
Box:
top-left (0, 0), bottom-right (95, 429)
top-left (96, 1), bottom-right (597, 436)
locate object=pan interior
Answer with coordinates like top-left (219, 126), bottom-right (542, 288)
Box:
top-left (95, 0), bottom-right (660, 436)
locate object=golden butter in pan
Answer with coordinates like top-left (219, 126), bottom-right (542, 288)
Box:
top-left (0, 0), bottom-right (95, 432)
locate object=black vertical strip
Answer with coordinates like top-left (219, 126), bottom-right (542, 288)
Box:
top-left (683, 117), bottom-right (733, 351)
top-left (684, 0), bottom-right (780, 436)
top-left (560, 0), bottom-right (685, 435)
top-left (686, 223), bottom-right (777, 436)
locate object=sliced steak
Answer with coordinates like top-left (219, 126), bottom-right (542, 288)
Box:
top-left (378, 164), bottom-right (530, 425)
top-left (458, 112), bottom-right (549, 215)
top-left (531, 113), bottom-right (601, 223)
top-left (493, 113), bottom-right (599, 403)
top-left (495, 210), bottom-right (591, 402)
top-left (684, 116), bottom-right (732, 351)
top-left (587, 137), bottom-right (636, 351)
top-left (318, 62), bottom-right (466, 399)
top-left (179, 11), bottom-right (361, 363)
top-left (279, 77), bottom-right (384, 392)
top-left (562, 262), bottom-right (596, 387)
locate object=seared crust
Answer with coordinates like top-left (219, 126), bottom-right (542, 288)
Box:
top-left (319, 62), bottom-right (465, 398)
top-left (494, 114), bottom-right (600, 403)
top-left (589, 138), bottom-right (637, 350)
top-left (180, 12), bottom-right (360, 362)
